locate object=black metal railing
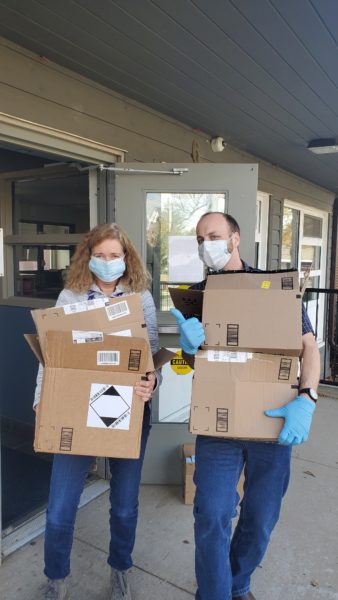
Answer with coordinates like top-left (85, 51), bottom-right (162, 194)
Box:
top-left (303, 287), bottom-right (338, 386)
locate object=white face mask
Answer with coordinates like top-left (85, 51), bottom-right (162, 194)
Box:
top-left (198, 239), bottom-right (233, 271)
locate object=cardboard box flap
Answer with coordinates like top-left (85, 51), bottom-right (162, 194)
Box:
top-left (169, 287), bottom-right (203, 319)
top-left (44, 330), bottom-right (149, 373)
top-left (153, 347), bottom-right (177, 370)
top-left (24, 333), bottom-right (44, 366)
top-left (31, 294), bottom-right (146, 356)
top-left (205, 270), bottom-right (300, 291)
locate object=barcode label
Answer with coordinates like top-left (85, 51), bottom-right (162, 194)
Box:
top-left (72, 330), bottom-right (103, 344)
top-left (216, 408), bottom-right (229, 432)
top-left (278, 358), bottom-right (292, 380)
top-left (128, 349), bottom-right (142, 371)
top-left (281, 277), bottom-right (294, 290)
top-left (105, 301), bottom-right (130, 321)
top-left (97, 351), bottom-right (120, 365)
top-left (227, 324), bottom-right (239, 346)
top-left (208, 351), bottom-right (251, 362)
top-left (59, 427), bottom-right (73, 451)
top-left (63, 298), bottom-right (107, 314)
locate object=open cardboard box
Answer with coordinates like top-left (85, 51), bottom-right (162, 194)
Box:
top-left (25, 294), bottom-right (175, 458)
top-left (32, 331), bottom-right (149, 458)
top-left (27, 330), bottom-right (174, 459)
top-left (170, 270), bottom-right (302, 354)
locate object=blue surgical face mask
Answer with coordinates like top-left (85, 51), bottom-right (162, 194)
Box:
top-left (198, 239), bottom-right (233, 271)
top-left (88, 256), bottom-right (126, 283)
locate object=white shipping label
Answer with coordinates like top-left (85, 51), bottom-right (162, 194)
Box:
top-left (63, 297), bottom-right (108, 314)
top-left (207, 351), bottom-right (253, 363)
top-left (97, 350), bottom-right (120, 366)
top-left (108, 329), bottom-right (132, 337)
top-left (87, 383), bottom-right (133, 430)
top-left (105, 301), bottom-right (130, 321)
top-left (72, 330), bottom-right (104, 344)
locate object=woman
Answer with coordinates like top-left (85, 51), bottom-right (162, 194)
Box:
top-left (34, 223), bottom-right (161, 600)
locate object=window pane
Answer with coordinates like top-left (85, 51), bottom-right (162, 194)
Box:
top-left (301, 245), bottom-right (321, 271)
top-left (303, 214), bottom-right (322, 238)
top-left (17, 221), bottom-right (38, 234)
top-left (12, 173), bottom-right (89, 234)
top-left (14, 245), bottom-right (74, 299)
top-left (43, 224), bottom-right (71, 234)
top-left (146, 192), bottom-right (226, 310)
top-left (281, 207), bottom-right (300, 269)
top-left (302, 275), bottom-right (320, 301)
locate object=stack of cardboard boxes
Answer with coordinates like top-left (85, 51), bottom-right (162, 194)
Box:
top-left (26, 294), bottom-right (173, 459)
top-left (171, 270), bottom-right (302, 441)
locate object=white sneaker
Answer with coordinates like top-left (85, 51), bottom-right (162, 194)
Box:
top-left (110, 568), bottom-right (132, 600)
top-left (45, 578), bottom-right (70, 600)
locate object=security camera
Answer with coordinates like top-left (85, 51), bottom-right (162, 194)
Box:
top-left (210, 137), bottom-right (226, 152)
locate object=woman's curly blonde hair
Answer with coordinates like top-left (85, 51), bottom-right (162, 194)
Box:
top-left (65, 223), bottom-right (150, 293)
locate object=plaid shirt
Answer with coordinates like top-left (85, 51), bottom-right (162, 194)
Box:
top-left (190, 260), bottom-right (314, 337)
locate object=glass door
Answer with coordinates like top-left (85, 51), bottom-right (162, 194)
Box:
top-left (1, 168), bottom-right (93, 549)
top-left (114, 163), bottom-right (258, 482)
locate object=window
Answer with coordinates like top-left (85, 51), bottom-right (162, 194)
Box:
top-left (146, 192), bottom-right (227, 310)
top-left (6, 171), bottom-right (89, 299)
top-left (282, 202), bottom-right (328, 342)
top-left (281, 207), bottom-right (300, 270)
top-left (255, 192), bottom-right (269, 269)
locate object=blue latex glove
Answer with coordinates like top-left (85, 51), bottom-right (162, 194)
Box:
top-left (265, 396), bottom-right (316, 445)
top-left (170, 308), bottom-right (205, 355)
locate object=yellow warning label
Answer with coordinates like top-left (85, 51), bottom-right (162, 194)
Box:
top-left (170, 349), bottom-right (192, 375)
top-left (261, 280), bottom-right (271, 289)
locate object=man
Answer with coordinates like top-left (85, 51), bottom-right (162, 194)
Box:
top-left (171, 212), bottom-right (320, 600)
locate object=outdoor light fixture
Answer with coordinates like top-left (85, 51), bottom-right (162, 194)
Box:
top-left (307, 138), bottom-right (338, 154)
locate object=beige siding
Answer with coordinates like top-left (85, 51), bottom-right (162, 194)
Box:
top-left (0, 36), bottom-right (335, 213)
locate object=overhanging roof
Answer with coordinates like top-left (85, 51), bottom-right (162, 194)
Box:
top-left (0, 0), bottom-right (338, 193)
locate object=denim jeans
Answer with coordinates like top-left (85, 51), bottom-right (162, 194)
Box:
top-left (44, 404), bottom-right (151, 580)
top-left (194, 435), bottom-right (292, 600)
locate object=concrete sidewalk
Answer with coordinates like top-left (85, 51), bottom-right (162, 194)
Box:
top-left (1, 393), bottom-right (338, 600)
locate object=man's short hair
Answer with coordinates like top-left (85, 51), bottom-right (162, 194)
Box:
top-left (199, 212), bottom-right (240, 235)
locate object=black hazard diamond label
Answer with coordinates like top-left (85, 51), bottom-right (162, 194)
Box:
top-left (87, 383), bottom-right (133, 430)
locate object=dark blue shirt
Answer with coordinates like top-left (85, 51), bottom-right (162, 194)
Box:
top-left (190, 260), bottom-right (314, 337)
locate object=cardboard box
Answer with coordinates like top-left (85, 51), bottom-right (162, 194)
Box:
top-left (189, 351), bottom-right (299, 440)
top-left (34, 330), bottom-right (150, 458)
top-left (182, 443), bottom-right (245, 505)
top-left (31, 294), bottom-right (155, 372)
top-left (170, 270), bottom-right (302, 354)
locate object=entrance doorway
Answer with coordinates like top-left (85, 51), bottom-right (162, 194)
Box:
top-left (0, 147), bottom-right (91, 546)
top-left (0, 135), bottom-right (123, 559)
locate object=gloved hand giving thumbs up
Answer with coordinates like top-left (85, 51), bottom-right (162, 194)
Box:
top-left (170, 308), bottom-right (205, 355)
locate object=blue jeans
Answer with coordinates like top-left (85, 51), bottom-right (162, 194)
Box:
top-left (44, 405), bottom-right (151, 580)
top-left (194, 435), bottom-right (292, 600)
